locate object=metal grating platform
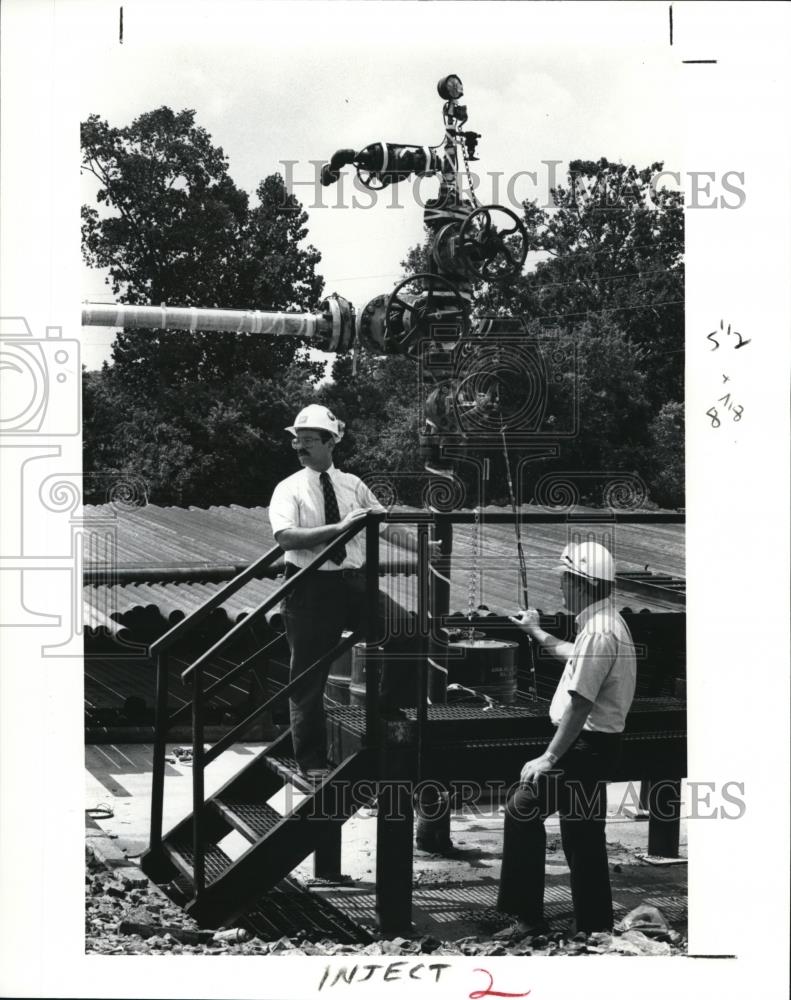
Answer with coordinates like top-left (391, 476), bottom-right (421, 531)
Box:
top-left (314, 868), bottom-right (687, 940)
top-left (328, 697), bottom-right (683, 731)
top-left (243, 877), bottom-right (374, 944)
top-left (407, 703), bottom-right (548, 721)
top-left (327, 706), bottom-right (366, 736)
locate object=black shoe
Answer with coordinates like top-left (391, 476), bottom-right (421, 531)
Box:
top-left (296, 767), bottom-right (331, 787)
top-left (492, 918), bottom-right (550, 943)
top-left (415, 838), bottom-right (464, 858)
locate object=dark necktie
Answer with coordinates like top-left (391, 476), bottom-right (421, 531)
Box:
top-left (320, 471), bottom-right (346, 565)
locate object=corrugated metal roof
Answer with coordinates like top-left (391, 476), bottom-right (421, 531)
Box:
top-left (83, 502), bottom-right (684, 575)
top-left (83, 502), bottom-right (684, 636)
top-left (82, 503), bottom-right (275, 570)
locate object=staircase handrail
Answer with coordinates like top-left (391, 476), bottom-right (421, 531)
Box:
top-left (180, 516), bottom-right (371, 682)
top-left (150, 544), bottom-right (284, 656)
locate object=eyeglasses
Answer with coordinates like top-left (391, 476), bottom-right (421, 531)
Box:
top-left (291, 436), bottom-right (323, 448)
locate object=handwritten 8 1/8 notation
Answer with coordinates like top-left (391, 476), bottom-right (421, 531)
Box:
top-left (707, 392), bottom-right (744, 428)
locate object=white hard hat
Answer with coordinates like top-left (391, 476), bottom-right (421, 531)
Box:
top-left (286, 404), bottom-right (345, 442)
top-left (557, 541), bottom-right (615, 583)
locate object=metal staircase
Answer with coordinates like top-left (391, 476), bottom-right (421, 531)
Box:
top-left (156, 732), bottom-right (376, 927)
top-left (140, 514), bottom-right (385, 927)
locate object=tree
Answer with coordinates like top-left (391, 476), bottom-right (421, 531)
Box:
top-left (481, 158), bottom-right (684, 407)
top-left (646, 401), bottom-right (684, 509)
top-left (318, 353), bottom-right (422, 495)
top-left (82, 361), bottom-right (319, 505)
top-left (81, 107), bottom-right (324, 387)
top-left (81, 106), bottom-right (327, 505)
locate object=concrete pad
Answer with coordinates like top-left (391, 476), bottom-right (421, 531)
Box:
top-left (85, 742), bottom-right (262, 856)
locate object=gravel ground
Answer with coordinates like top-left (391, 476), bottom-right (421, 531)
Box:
top-left (85, 845), bottom-right (686, 957)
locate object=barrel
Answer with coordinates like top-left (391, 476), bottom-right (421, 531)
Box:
top-left (444, 638), bottom-right (519, 704)
top-left (324, 630), bottom-right (354, 706)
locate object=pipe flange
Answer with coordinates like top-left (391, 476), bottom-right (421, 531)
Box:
top-left (320, 293), bottom-right (355, 352)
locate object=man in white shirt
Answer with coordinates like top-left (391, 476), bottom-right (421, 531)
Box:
top-left (494, 540), bottom-right (636, 939)
top-left (269, 404), bottom-right (427, 781)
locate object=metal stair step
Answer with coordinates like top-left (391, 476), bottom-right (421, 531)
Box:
top-left (262, 752), bottom-right (329, 792)
top-left (164, 831), bottom-right (232, 885)
top-left (213, 796), bottom-right (284, 841)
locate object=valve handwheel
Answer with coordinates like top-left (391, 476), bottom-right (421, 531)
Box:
top-left (384, 272), bottom-right (469, 355)
top-left (458, 205), bottom-right (528, 281)
top-left (356, 167), bottom-right (389, 190)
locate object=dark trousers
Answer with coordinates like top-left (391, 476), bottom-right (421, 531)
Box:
top-left (497, 731), bottom-right (621, 933)
top-left (283, 567), bottom-right (416, 771)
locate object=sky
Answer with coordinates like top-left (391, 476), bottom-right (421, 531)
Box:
top-left (78, 0), bottom-right (684, 369)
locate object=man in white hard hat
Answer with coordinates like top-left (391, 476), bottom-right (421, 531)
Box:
top-left (493, 540), bottom-right (636, 940)
top-left (269, 404), bottom-right (431, 782)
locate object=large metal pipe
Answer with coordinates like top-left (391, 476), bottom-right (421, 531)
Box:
top-left (81, 302), bottom-right (328, 340)
top-left (82, 558), bottom-right (419, 585)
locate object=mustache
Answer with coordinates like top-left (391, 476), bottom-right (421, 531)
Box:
top-left (297, 450), bottom-right (310, 457)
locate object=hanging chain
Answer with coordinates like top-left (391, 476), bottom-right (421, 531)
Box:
top-left (458, 135), bottom-right (482, 210)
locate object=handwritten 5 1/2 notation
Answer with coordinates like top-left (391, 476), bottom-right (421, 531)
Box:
top-left (707, 319), bottom-right (750, 351)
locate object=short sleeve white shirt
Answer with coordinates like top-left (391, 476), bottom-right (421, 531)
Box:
top-left (268, 464), bottom-right (381, 570)
top-left (548, 598), bottom-right (637, 733)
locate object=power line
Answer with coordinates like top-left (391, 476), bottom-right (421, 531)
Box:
top-left (529, 297), bottom-right (684, 324)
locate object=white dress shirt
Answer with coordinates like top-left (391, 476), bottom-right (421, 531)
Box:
top-left (268, 464), bottom-right (381, 570)
top-left (549, 598), bottom-right (637, 733)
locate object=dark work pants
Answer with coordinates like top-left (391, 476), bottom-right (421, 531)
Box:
top-left (283, 567), bottom-right (416, 771)
top-left (497, 731), bottom-right (621, 933)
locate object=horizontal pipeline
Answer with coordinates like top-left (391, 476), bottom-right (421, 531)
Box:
top-left (81, 303), bottom-right (328, 339)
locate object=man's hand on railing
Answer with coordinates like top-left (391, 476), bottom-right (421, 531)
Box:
top-left (276, 509), bottom-right (369, 551)
top-left (339, 507), bottom-right (373, 529)
top-left (378, 519), bottom-right (442, 557)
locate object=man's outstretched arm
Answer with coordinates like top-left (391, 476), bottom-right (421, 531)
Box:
top-left (275, 508), bottom-right (369, 551)
top-left (509, 608), bottom-right (575, 661)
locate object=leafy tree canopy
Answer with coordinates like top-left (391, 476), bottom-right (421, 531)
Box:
top-left (82, 107), bottom-right (324, 386)
top-left (479, 158), bottom-right (684, 408)
top-left (82, 106), bottom-right (326, 504)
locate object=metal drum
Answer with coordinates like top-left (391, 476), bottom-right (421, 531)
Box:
top-left (349, 642), bottom-right (386, 706)
top-left (325, 630), bottom-right (354, 706)
top-left (445, 638), bottom-right (519, 705)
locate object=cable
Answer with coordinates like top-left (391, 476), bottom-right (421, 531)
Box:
top-left (500, 420), bottom-right (537, 702)
top-left (528, 297), bottom-right (684, 324)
